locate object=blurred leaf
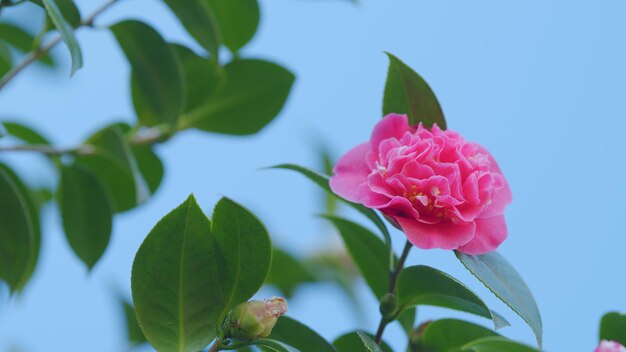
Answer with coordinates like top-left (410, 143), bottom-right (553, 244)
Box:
top-left (396, 265), bottom-right (508, 329)
top-left (418, 319), bottom-right (498, 352)
top-left (77, 125), bottom-right (148, 212)
top-left (266, 247), bottom-right (316, 298)
top-left (131, 145), bottom-right (164, 194)
top-left (317, 146), bottom-right (338, 214)
top-left (160, 0), bottom-right (220, 57)
top-left (270, 164), bottom-right (391, 255)
top-left (58, 165), bottom-right (113, 269)
top-left (112, 20), bottom-right (184, 128)
top-left (461, 337), bottom-right (538, 352)
top-left (170, 44), bottom-right (220, 113)
top-left (456, 251), bottom-right (542, 347)
top-left (208, 0), bottom-right (259, 53)
top-left (333, 332), bottom-right (392, 352)
top-left (323, 215), bottom-right (392, 299)
top-left (0, 166), bottom-right (35, 292)
top-left (0, 41), bottom-right (11, 76)
top-left (180, 59), bottom-right (294, 135)
top-left (2, 121), bottom-right (51, 145)
top-left (0, 122), bottom-right (6, 138)
top-left (30, 0), bottom-right (81, 28)
top-left (0, 23), bottom-right (54, 66)
top-left (131, 195), bottom-right (271, 352)
top-left (397, 307), bottom-right (416, 335)
top-left (122, 300), bottom-right (147, 345)
top-left (268, 316), bottom-right (337, 352)
top-left (383, 53), bottom-right (445, 129)
top-left (251, 339), bottom-right (299, 352)
top-left (0, 164), bottom-right (41, 292)
top-left (41, 0), bottom-right (82, 76)
top-left (600, 312), bottom-right (626, 345)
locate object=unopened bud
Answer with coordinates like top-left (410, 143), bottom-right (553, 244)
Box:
top-left (379, 293), bottom-right (398, 319)
top-left (223, 297), bottom-right (288, 340)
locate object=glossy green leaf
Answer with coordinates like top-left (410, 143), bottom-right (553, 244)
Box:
top-left (131, 195), bottom-right (271, 352)
top-left (461, 337), bottom-right (538, 352)
top-left (323, 215), bottom-right (391, 299)
top-left (600, 312), bottom-right (626, 345)
top-left (180, 59), bottom-right (294, 135)
top-left (251, 339), bottom-right (300, 352)
top-left (58, 165), bottom-right (113, 269)
top-left (2, 121), bottom-right (51, 145)
top-left (383, 53), bottom-right (445, 129)
top-left (270, 164), bottom-right (391, 256)
top-left (268, 316), bottom-right (336, 352)
top-left (160, 0), bottom-right (220, 57)
top-left (122, 300), bottom-right (147, 345)
top-left (396, 265), bottom-right (508, 329)
top-left (0, 166), bottom-right (35, 292)
top-left (112, 20), bottom-right (184, 127)
top-left (77, 125), bottom-right (148, 212)
top-left (456, 251), bottom-right (542, 347)
top-left (42, 0), bottom-right (82, 76)
top-left (0, 164), bottom-right (41, 291)
top-left (208, 0), bottom-right (259, 53)
top-left (266, 248), bottom-right (316, 298)
top-left (170, 44), bottom-right (220, 113)
top-left (0, 23), bottom-right (54, 66)
top-left (333, 332), bottom-right (392, 352)
top-left (0, 41), bottom-right (11, 76)
top-left (418, 319), bottom-right (498, 352)
top-left (30, 0), bottom-right (81, 28)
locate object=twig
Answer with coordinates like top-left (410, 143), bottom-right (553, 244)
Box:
top-left (374, 240), bottom-right (412, 345)
top-left (0, 0), bottom-right (120, 90)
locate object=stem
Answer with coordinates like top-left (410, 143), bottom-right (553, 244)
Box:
top-left (374, 240), bottom-right (412, 345)
top-left (207, 338), bottom-right (222, 352)
top-left (0, 0), bottom-right (120, 90)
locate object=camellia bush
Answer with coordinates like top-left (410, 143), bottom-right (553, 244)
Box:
top-left (1, 1), bottom-right (625, 352)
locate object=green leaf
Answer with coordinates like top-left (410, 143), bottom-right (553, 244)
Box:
top-left (77, 125), bottom-right (149, 212)
top-left (131, 145), bottom-right (164, 195)
top-left (0, 166), bottom-right (35, 292)
top-left (0, 164), bottom-right (41, 291)
top-left (600, 312), bottom-right (626, 345)
top-left (170, 44), bottom-right (220, 113)
top-left (0, 41), bottom-right (11, 76)
top-left (461, 337), bottom-right (538, 352)
top-left (397, 307), bottom-right (416, 335)
top-left (180, 59), bottom-right (294, 135)
top-left (396, 265), bottom-right (508, 329)
top-left (323, 215), bottom-right (391, 299)
top-left (251, 339), bottom-right (300, 352)
top-left (383, 53), bottom-right (445, 129)
top-left (0, 23), bottom-right (54, 66)
top-left (265, 248), bottom-right (316, 298)
top-left (160, 0), bottom-right (221, 57)
top-left (268, 316), bottom-right (337, 352)
top-left (356, 332), bottom-right (383, 352)
top-left (418, 319), bottom-right (498, 352)
top-left (131, 195), bottom-right (271, 352)
top-left (333, 332), bottom-right (392, 352)
top-left (270, 164), bottom-right (391, 260)
top-left (41, 0), bottom-right (82, 76)
top-left (2, 121), bottom-right (51, 145)
top-left (112, 20), bottom-right (184, 128)
top-left (58, 165), bottom-right (113, 269)
top-left (456, 251), bottom-right (542, 347)
top-left (122, 300), bottom-right (147, 345)
top-left (30, 0), bottom-right (81, 28)
top-left (208, 0), bottom-right (259, 53)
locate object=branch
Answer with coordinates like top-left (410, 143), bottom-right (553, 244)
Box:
top-left (0, 0), bottom-right (120, 90)
top-left (374, 240), bottom-right (412, 345)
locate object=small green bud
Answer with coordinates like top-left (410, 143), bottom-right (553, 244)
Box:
top-left (379, 293), bottom-right (398, 319)
top-left (223, 297), bottom-right (288, 340)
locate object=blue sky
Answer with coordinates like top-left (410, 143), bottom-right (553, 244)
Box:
top-left (1, 0), bottom-right (626, 351)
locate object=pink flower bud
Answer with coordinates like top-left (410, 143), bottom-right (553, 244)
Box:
top-left (223, 297), bottom-right (288, 340)
top-left (595, 340), bottom-right (626, 352)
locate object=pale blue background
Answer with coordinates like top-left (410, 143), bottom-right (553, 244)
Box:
top-left (0, 0), bottom-right (625, 351)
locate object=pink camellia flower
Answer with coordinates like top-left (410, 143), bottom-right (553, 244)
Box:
top-left (595, 340), bottom-right (626, 352)
top-left (329, 114), bottom-right (512, 254)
